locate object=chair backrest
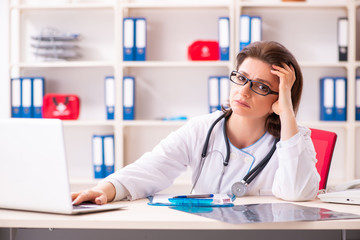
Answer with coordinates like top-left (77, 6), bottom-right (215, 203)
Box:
top-left (310, 128), bottom-right (337, 190)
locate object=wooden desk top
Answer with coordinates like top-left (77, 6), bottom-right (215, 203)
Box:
top-left (1, 196), bottom-right (359, 230)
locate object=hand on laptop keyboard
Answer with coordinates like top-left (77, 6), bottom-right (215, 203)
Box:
top-left (71, 182), bottom-right (116, 205)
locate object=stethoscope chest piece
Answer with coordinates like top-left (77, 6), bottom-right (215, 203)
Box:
top-left (231, 180), bottom-right (248, 197)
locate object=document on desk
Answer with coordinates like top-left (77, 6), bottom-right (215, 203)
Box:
top-left (148, 194), bottom-right (234, 207)
top-left (171, 203), bottom-right (360, 224)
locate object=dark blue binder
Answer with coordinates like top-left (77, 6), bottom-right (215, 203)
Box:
top-left (218, 17), bottom-right (229, 61)
top-left (320, 77), bottom-right (335, 121)
top-left (334, 77), bottom-right (347, 121)
top-left (356, 77), bottom-right (360, 121)
top-left (32, 77), bottom-right (45, 118)
top-left (21, 77), bottom-right (33, 118)
top-left (208, 76), bottom-right (220, 113)
top-left (92, 135), bottom-right (105, 179)
top-left (105, 76), bottom-right (115, 120)
top-left (103, 135), bottom-right (115, 177)
top-left (240, 15), bottom-right (251, 51)
top-left (135, 18), bottom-right (147, 61)
top-left (11, 78), bottom-right (22, 118)
top-left (123, 76), bottom-right (135, 120)
top-left (123, 18), bottom-right (135, 61)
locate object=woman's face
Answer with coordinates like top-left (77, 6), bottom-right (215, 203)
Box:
top-left (229, 57), bottom-right (279, 121)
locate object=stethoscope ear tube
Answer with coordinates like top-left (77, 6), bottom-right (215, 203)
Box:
top-left (201, 113), bottom-right (226, 158)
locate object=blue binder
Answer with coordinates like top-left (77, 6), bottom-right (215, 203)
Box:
top-left (356, 77), bottom-right (360, 121)
top-left (250, 16), bottom-right (262, 43)
top-left (92, 135), bottom-right (105, 179)
top-left (123, 18), bottom-right (135, 61)
top-left (123, 76), bottom-right (135, 120)
top-left (218, 17), bottom-right (229, 61)
top-left (21, 77), bottom-right (33, 118)
top-left (32, 77), bottom-right (45, 118)
top-left (105, 76), bottom-right (115, 120)
top-left (11, 78), bottom-right (22, 118)
top-left (103, 135), bottom-right (115, 177)
top-left (219, 76), bottom-right (230, 108)
top-left (335, 77), bottom-right (347, 121)
top-left (338, 17), bottom-right (348, 61)
top-left (240, 15), bottom-right (251, 51)
top-left (135, 18), bottom-right (147, 61)
top-left (208, 76), bottom-right (220, 113)
top-left (320, 77), bottom-right (335, 121)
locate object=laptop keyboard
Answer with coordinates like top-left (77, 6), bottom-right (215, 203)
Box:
top-left (73, 204), bottom-right (97, 210)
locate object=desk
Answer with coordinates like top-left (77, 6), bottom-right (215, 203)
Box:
top-left (1, 197), bottom-right (360, 240)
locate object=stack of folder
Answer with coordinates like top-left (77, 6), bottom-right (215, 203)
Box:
top-left (239, 15), bottom-right (262, 51)
top-left (92, 134), bottom-right (115, 179)
top-left (123, 18), bottom-right (147, 61)
top-left (11, 77), bottom-right (45, 118)
top-left (320, 76), bottom-right (347, 121)
top-left (208, 76), bottom-right (230, 113)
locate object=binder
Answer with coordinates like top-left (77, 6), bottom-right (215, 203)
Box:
top-left (335, 77), bottom-right (347, 121)
top-left (103, 135), bottom-right (115, 177)
top-left (218, 17), bottom-right (230, 61)
top-left (320, 77), bottom-right (335, 121)
top-left (356, 77), bottom-right (360, 121)
top-left (92, 135), bottom-right (105, 179)
top-left (338, 17), bottom-right (348, 61)
top-left (105, 76), bottom-right (115, 120)
top-left (11, 78), bottom-right (22, 118)
top-left (240, 15), bottom-right (251, 51)
top-left (32, 77), bottom-right (45, 118)
top-left (21, 77), bottom-right (33, 118)
top-left (123, 18), bottom-right (135, 61)
top-left (123, 76), bottom-right (135, 120)
top-left (250, 16), bottom-right (262, 43)
top-left (208, 76), bottom-right (220, 113)
top-left (135, 18), bottom-right (147, 61)
top-left (219, 76), bottom-right (230, 108)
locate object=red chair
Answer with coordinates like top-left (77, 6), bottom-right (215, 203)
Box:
top-left (310, 128), bottom-right (337, 190)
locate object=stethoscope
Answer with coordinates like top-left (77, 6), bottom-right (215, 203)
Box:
top-left (190, 112), bottom-right (279, 197)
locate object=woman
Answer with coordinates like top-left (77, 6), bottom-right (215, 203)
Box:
top-left (72, 40), bottom-right (319, 205)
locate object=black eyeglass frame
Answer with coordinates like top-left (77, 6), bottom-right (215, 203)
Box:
top-left (229, 71), bottom-right (279, 96)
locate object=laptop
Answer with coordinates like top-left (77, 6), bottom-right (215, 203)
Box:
top-left (318, 190), bottom-right (360, 205)
top-left (0, 118), bottom-right (126, 214)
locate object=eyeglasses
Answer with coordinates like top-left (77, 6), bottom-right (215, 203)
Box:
top-left (229, 71), bottom-right (279, 96)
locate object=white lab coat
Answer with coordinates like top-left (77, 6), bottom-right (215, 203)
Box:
top-left (105, 111), bottom-right (320, 201)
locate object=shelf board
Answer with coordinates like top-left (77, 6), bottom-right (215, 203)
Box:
top-left (299, 61), bottom-right (349, 68)
top-left (122, 120), bottom-right (187, 127)
top-left (298, 121), bottom-right (348, 129)
top-left (62, 120), bottom-right (115, 127)
top-left (239, 1), bottom-right (347, 8)
top-left (11, 61), bottom-right (114, 68)
top-left (122, 1), bottom-right (230, 9)
top-left (10, 3), bottom-right (115, 10)
top-left (122, 61), bottom-right (231, 68)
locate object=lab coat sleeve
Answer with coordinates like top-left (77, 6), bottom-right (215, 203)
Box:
top-left (272, 126), bottom-right (320, 201)
top-left (103, 120), bottom-right (198, 201)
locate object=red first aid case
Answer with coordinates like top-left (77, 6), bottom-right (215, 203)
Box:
top-left (42, 94), bottom-right (80, 120)
top-left (188, 40), bottom-right (219, 61)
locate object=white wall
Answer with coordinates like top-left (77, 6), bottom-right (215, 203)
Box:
top-left (0, 0), bottom-right (10, 119)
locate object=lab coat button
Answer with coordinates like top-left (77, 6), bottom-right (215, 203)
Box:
top-left (230, 152), bottom-right (237, 160)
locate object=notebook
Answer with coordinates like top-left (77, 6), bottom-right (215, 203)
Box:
top-left (0, 118), bottom-right (126, 214)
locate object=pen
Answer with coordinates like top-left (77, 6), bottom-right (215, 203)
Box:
top-left (172, 194), bottom-right (214, 199)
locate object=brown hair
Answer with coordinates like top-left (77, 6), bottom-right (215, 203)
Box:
top-left (223, 40), bottom-right (303, 138)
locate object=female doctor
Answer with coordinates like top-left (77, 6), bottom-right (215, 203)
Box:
top-left (72, 40), bottom-right (320, 205)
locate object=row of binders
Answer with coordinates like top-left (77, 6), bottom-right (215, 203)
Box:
top-left (320, 77), bottom-right (346, 121)
top-left (123, 18), bottom-right (147, 61)
top-left (105, 76), bottom-right (135, 120)
top-left (11, 77), bottom-right (45, 118)
top-left (240, 15), bottom-right (262, 51)
top-left (208, 76), bottom-right (230, 113)
top-left (92, 134), bottom-right (115, 179)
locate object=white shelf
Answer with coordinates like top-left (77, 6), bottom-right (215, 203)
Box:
top-left (122, 120), bottom-right (186, 127)
top-left (11, 61), bottom-right (114, 68)
top-left (122, 61), bottom-right (231, 68)
top-left (62, 120), bottom-right (115, 127)
top-left (122, 1), bottom-right (231, 9)
top-left (10, 3), bottom-right (115, 10)
top-left (239, 1), bottom-right (347, 8)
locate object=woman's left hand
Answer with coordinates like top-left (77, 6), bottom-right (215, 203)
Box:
top-left (270, 63), bottom-right (296, 116)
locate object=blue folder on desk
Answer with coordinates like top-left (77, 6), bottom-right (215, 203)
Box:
top-left (148, 194), bottom-right (234, 207)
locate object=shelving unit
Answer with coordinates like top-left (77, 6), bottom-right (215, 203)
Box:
top-left (7, 0), bottom-right (360, 190)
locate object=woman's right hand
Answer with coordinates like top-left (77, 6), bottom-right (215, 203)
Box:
top-left (71, 182), bottom-right (116, 205)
